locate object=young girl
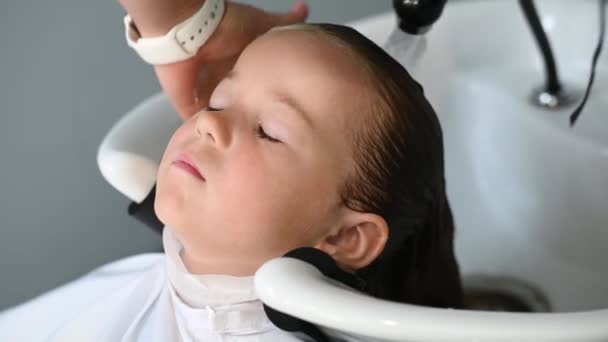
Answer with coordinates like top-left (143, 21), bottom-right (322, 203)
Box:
top-left (0, 24), bottom-right (461, 341)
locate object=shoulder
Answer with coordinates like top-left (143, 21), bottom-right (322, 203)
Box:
top-left (0, 253), bottom-right (165, 341)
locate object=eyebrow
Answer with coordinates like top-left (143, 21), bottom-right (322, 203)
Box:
top-left (272, 91), bottom-right (314, 129)
top-left (226, 69), bottom-right (313, 128)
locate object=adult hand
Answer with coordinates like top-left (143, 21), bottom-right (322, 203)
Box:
top-left (153, 1), bottom-right (309, 119)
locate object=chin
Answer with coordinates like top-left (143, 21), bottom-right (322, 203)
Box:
top-left (154, 185), bottom-right (187, 229)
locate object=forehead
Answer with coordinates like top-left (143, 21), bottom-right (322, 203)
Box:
top-left (233, 29), bottom-right (373, 132)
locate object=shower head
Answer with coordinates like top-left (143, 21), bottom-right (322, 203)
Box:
top-left (393, 0), bottom-right (447, 34)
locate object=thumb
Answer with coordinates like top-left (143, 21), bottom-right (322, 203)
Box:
top-left (277, 1), bottom-right (309, 25)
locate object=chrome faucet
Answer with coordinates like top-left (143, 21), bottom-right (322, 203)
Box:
top-left (392, 0), bottom-right (606, 126)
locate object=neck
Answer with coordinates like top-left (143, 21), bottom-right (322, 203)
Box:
top-left (163, 228), bottom-right (261, 308)
top-left (164, 226), bottom-right (262, 276)
top-left (180, 248), bottom-right (259, 276)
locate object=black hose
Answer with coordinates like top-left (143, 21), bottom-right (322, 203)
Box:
top-left (519, 0), bottom-right (562, 94)
top-left (570, 0), bottom-right (607, 126)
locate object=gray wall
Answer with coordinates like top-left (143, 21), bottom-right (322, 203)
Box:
top-left (0, 1), bottom-right (391, 310)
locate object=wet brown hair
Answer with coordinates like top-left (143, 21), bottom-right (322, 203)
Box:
top-left (277, 23), bottom-right (463, 308)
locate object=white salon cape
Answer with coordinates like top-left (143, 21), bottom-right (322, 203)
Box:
top-left (0, 228), bottom-right (303, 341)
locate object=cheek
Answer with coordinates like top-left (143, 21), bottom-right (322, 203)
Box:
top-left (155, 122), bottom-right (195, 222)
top-left (159, 120), bottom-right (192, 174)
top-left (220, 148), bottom-right (339, 246)
top-left (217, 149), bottom-right (285, 219)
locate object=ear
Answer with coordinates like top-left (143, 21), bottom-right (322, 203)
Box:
top-left (315, 210), bottom-right (388, 271)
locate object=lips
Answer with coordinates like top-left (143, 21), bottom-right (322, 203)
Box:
top-left (172, 152), bottom-right (205, 181)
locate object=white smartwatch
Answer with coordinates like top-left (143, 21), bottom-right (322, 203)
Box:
top-left (124, 0), bottom-right (225, 65)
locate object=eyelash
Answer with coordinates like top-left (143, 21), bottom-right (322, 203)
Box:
top-left (205, 107), bottom-right (281, 143)
top-left (256, 124), bottom-right (281, 143)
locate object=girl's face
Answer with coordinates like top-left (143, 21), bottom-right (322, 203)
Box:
top-left (155, 29), bottom-right (370, 275)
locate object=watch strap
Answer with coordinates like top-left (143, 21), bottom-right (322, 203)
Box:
top-left (124, 0), bottom-right (225, 65)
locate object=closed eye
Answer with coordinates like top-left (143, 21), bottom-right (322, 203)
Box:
top-left (255, 124), bottom-right (281, 143)
top-left (204, 107), bottom-right (281, 143)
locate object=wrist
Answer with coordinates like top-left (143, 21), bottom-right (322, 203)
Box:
top-left (120, 0), bottom-right (205, 37)
top-left (123, 0), bottom-right (225, 65)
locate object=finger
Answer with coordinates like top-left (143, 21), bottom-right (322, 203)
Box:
top-left (276, 1), bottom-right (309, 26)
top-left (155, 62), bottom-right (203, 120)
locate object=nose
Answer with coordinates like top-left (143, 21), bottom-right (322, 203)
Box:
top-left (194, 109), bottom-right (231, 148)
